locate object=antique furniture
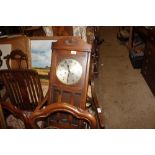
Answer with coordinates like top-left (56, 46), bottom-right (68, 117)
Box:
top-left (32, 36), bottom-right (104, 129)
top-left (0, 49), bottom-right (30, 128)
top-left (49, 37), bottom-right (91, 108)
top-left (0, 69), bottom-right (47, 128)
top-left (48, 36), bottom-right (92, 128)
top-left (4, 49), bottom-right (28, 69)
top-left (141, 28), bottom-right (155, 95)
top-left (30, 102), bottom-right (97, 128)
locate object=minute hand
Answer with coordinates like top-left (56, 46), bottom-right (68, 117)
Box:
top-left (67, 64), bottom-right (70, 83)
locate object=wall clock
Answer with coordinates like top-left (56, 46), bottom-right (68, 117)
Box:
top-left (56, 58), bottom-right (83, 85)
top-left (48, 36), bottom-right (92, 128)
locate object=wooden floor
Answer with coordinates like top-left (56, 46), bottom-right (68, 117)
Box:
top-left (95, 27), bottom-right (155, 128)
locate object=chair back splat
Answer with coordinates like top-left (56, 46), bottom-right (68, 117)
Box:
top-left (0, 69), bottom-right (44, 111)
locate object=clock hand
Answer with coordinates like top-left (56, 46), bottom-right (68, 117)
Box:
top-left (67, 64), bottom-right (70, 72)
top-left (67, 63), bottom-right (70, 83)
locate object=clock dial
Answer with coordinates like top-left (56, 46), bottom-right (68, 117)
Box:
top-left (56, 59), bottom-right (82, 85)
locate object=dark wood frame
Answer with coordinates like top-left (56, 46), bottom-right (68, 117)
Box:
top-left (30, 102), bottom-right (97, 129)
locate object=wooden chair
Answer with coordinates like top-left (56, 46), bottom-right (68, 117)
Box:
top-left (30, 102), bottom-right (97, 129)
top-left (3, 49), bottom-right (28, 69)
top-left (0, 69), bottom-right (47, 128)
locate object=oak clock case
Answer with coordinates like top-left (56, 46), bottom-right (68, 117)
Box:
top-left (49, 37), bottom-right (92, 128)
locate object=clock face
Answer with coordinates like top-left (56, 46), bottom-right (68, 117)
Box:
top-left (56, 59), bottom-right (83, 85)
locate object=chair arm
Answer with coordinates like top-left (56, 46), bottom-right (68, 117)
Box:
top-left (0, 101), bottom-right (30, 128)
top-left (0, 91), bottom-right (9, 102)
top-left (30, 102), bottom-right (97, 129)
top-left (34, 91), bottom-right (48, 112)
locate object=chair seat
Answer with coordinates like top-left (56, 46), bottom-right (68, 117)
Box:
top-left (6, 111), bottom-right (43, 129)
top-left (7, 114), bottom-right (25, 128)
